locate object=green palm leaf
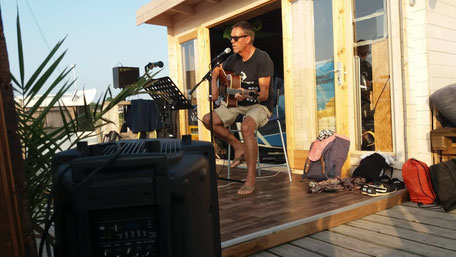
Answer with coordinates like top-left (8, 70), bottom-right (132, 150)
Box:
top-left (11, 13), bottom-right (154, 228)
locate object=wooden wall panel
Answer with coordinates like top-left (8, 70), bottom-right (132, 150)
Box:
top-left (293, 149), bottom-right (308, 172)
top-left (372, 40), bottom-right (393, 152)
top-left (287, 0), bottom-right (317, 169)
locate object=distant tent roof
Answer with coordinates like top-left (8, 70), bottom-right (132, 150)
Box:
top-left (16, 88), bottom-right (97, 108)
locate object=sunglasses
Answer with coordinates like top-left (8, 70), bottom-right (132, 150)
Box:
top-left (230, 35), bottom-right (248, 42)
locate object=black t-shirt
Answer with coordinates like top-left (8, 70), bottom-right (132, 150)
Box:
top-left (360, 59), bottom-right (372, 81)
top-left (360, 59), bottom-right (372, 104)
top-left (222, 48), bottom-right (274, 112)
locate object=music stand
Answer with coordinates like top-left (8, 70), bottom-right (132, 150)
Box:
top-left (144, 77), bottom-right (193, 138)
top-left (146, 76), bottom-right (193, 110)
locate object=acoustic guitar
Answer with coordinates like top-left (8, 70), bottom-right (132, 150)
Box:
top-left (218, 70), bottom-right (258, 108)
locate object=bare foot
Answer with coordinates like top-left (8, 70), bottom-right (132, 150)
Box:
top-left (237, 183), bottom-right (255, 195)
top-left (230, 155), bottom-right (245, 168)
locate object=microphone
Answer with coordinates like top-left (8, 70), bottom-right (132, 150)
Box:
top-left (213, 48), bottom-right (231, 62)
top-left (146, 61), bottom-right (164, 69)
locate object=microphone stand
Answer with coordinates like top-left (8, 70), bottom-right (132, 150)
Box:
top-left (189, 59), bottom-right (243, 183)
top-left (188, 58), bottom-right (222, 144)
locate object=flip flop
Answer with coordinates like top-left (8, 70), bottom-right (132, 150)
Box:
top-left (237, 184), bottom-right (255, 195)
top-left (230, 155), bottom-right (245, 168)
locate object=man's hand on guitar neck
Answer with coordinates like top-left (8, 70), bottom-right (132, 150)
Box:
top-left (234, 88), bottom-right (248, 102)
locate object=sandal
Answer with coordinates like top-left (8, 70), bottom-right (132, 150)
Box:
top-left (237, 184), bottom-right (255, 195)
top-left (231, 155), bottom-right (245, 168)
top-left (388, 178), bottom-right (405, 190)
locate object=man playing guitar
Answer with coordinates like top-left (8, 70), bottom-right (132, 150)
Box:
top-left (202, 21), bottom-right (274, 195)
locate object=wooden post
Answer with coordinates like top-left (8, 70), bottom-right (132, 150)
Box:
top-left (281, 0), bottom-right (296, 168)
top-left (332, 0), bottom-right (352, 177)
top-left (0, 9), bottom-right (36, 257)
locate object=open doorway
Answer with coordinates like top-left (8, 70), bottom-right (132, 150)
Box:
top-left (209, 6), bottom-right (285, 163)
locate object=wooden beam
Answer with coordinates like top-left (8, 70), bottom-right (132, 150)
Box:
top-left (144, 14), bottom-right (174, 27)
top-left (171, 3), bottom-right (194, 16)
top-left (281, 0), bottom-right (296, 168)
top-left (178, 30), bottom-right (197, 44)
top-left (136, 0), bottom-right (185, 25)
top-left (196, 27), bottom-right (212, 142)
top-left (0, 13), bottom-right (33, 257)
top-left (205, 0), bottom-right (220, 3)
top-left (0, 94), bottom-right (24, 257)
top-left (174, 0), bottom-right (276, 35)
top-left (332, 0), bottom-right (352, 177)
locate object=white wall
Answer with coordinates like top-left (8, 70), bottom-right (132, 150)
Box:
top-left (426, 0), bottom-right (456, 93)
top-left (402, 0), bottom-right (456, 165)
top-left (402, 0), bottom-right (432, 164)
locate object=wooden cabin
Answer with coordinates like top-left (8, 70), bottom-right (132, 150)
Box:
top-left (136, 0), bottom-right (456, 172)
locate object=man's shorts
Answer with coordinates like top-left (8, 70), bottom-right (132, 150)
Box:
top-left (214, 103), bottom-right (271, 129)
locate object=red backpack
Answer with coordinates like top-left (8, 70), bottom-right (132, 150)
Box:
top-left (402, 158), bottom-right (436, 205)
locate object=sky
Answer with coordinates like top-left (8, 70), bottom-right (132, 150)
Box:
top-left (1, 0), bottom-right (169, 99)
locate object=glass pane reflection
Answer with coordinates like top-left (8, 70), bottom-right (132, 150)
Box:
top-left (355, 0), bottom-right (384, 18)
top-left (355, 16), bottom-right (385, 42)
top-left (314, 0), bottom-right (336, 131)
top-left (181, 40), bottom-right (198, 137)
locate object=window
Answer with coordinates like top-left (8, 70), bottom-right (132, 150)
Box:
top-left (353, 0), bottom-right (392, 151)
top-left (314, 0), bottom-right (336, 132)
top-left (181, 39), bottom-right (198, 139)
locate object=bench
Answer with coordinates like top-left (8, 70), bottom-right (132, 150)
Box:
top-left (431, 105), bottom-right (456, 163)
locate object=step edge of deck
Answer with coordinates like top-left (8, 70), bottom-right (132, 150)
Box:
top-left (221, 189), bottom-right (409, 249)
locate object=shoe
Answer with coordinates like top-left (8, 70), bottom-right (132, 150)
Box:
top-left (366, 183), bottom-right (397, 197)
top-left (361, 182), bottom-right (381, 194)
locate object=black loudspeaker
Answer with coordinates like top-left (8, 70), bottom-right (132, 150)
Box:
top-left (53, 137), bottom-right (221, 257)
top-left (112, 67), bottom-right (140, 88)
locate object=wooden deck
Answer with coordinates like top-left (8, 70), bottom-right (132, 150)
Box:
top-left (251, 202), bottom-right (456, 257)
top-left (216, 165), bottom-right (409, 257)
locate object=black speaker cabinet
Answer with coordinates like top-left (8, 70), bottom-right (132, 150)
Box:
top-left (112, 67), bottom-right (140, 88)
top-left (53, 138), bottom-right (221, 257)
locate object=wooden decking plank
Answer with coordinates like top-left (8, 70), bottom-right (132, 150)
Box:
top-left (401, 201), bottom-right (456, 214)
top-left (222, 190), bottom-right (408, 256)
top-left (330, 224), bottom-right (456, 257)
top-left (377, 206), bottom-right (456, 229)
top-left (290, 236), bottom-right (371, 257)
top-left (309, 230), bottom-right (420, 257)
top-left (218, 166), bottom-right (410, 256)
top-left (267, 244), bottom-right (323, 257)
top-left (386, 204), bottom-right (456, 220)
top-left (247, 251), bottom-right (279, 257)
top-left (362, 214), bottom-right (456, 240)
top-left (348, 219), bottom-right (456, 251)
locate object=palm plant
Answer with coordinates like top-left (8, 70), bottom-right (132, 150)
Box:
top-left (11, 13), bottom-right (156, 231)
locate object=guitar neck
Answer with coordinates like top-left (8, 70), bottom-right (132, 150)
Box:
top-left (226, 88), bottom-right (242, 95)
